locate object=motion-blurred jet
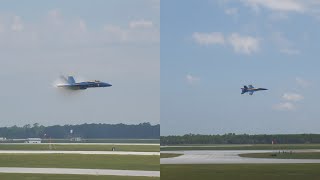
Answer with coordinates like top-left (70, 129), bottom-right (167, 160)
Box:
top-left (241, 85), bottom-right (267, 95)
top-left (57, 76), bottom-right (112, 90)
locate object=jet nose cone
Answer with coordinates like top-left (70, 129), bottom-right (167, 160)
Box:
top-left (104, 83), bottom-right (112, 87)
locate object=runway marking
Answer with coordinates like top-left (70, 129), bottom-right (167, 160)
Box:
top-left (0, 150), bottom-right (159, 156)
top-left (161, 150), bottom-right (320, 164)
top-left (0, 167), bottom-right (160, 177)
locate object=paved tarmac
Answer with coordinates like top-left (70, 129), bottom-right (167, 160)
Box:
top-left (0, 167), bottom-right (160, 177)
top-left (161, 145), bottom-right (253, 148)
top-left (0, 150), bottom-right (159, 156)
top-left (161, 150), bottom-right (320, 164)
top-left (1, 143), bottom-right (159, 145)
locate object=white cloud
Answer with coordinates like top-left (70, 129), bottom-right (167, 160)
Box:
top-left (0, 10), bottom-right (159, 50)
top-left (282, 92), bottom-right (304, 101)
top-left (11, 16), bottom-right (23, 32)
top-left (0, 23), bottom-right (5, 33)
top-left (225, 8), bottom-right (238, 16)
top-left (296, 77), bottom-right (310, 88)
top-left (192, 32), bottom-right (225, 45)
top-left (273, 102), bottom-right (295, 111)
top-left (104, 25), bottom-right (128, 42)
top-left (48, 9), bottom-right (63, 25)
top-left (272, 32), bottom-right (300, 55)
top-left (129, 20), bottom-right (153, 29)
top-left (104, 20), bottom-right (159, 43)
top-left (186, 74), bottom-right (200, 84)
top-left (280, 48), bottom-right (300, 55)
top-left (242, 0), bottom-right (305, 13)
top-left (192, 32), bottom-right (260, 54)
top-left (269, 12), bottom-right (289, 21)
top-left (221, 1), bottom-right (320, 20)
top-left (150, 0), bottom-right (160, 10)
top-left (79, 20), bottom-right (87, 32)
top-left (228, 33), bottom-right (260, 54)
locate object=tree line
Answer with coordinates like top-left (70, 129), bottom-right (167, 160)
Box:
top-left (161, 133), bottom-right (320, 145)
top-left (0, 123), bottom-right (159, 139)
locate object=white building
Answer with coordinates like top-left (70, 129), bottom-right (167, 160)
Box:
top-left (70, 137), bottom-right (82, 142)
top-left (25, 138), bottom-right (42, 144)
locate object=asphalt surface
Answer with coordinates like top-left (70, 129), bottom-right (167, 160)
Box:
top-left (1, 143), bottom-right (159, 145)
top-left (161, 145), bottom-right (253, 148)
top-left (161, 150), bottom-right (320, 164)
top-left (0, 150), bottom-right (159, 156)
top-left (0, 167), bottom-right (160, 177)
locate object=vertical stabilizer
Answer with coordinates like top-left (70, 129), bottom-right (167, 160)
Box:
top-left (67, 76), bottom-right (76, 84)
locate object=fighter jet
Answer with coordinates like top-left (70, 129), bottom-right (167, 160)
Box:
top-left (57, 76), bottom-right (112, 90)
top-left (241, 85), bottom-right (267, 95)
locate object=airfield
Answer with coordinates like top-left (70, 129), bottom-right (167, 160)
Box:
top-left (161, 150), bottom-right (320, 164)
top-left (161, 144), bottom-right (320, 180)
top-left (0, 141), bottom-right (160, 180)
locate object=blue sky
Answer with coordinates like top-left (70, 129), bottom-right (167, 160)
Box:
top-left (0, 0), bottom-right (159, 126)
top-left (161, 0), bottom-right (320, 135)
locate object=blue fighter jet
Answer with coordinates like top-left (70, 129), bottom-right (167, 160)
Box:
top-left (57, 76), bottom-right (112, 90)
top-left (241, 85), bottom-right (267, 95)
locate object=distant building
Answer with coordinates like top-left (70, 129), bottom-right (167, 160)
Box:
top-left (25, 138), bottom-right (42, 144)
top-left (70, 137), bottom-right (82, 142)
top-left (0, 137), bottom-right (6, 141)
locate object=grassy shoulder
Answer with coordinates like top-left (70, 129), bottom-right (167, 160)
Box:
top-left (0, 173), bottom-right (159, 180)
top-left (0, 144), bottom-right (159, 152)
top-left (240, 152), bottom-right (320, 159)
top-left (0, 154), bottom-right (159, 171)
top-left (161, 164), bottom-right (320, 180)
top-left (161, 144), bottom-right (320, 151)
top-left (160, 153), bottom-right (183, 158)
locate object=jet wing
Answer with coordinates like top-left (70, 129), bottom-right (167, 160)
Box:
top-left (248, 85), bottom-right (254, 89)
top-left (57, 84), bottom-right (70, 87)
top-left (249, 91), bottom-right (254, 95)
top-left (56, 84), bottom-right (79, 87)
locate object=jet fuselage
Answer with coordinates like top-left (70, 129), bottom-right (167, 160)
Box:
top-left (57, 76), bottom-right (112, 90)
top-left (241, 85), bottom-right (267, 95)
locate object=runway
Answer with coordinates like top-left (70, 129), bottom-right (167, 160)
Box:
top-left (1, 143), bottom-right (159, 146)
top-left (0, 167), bottom-right (160, 177)
top-left (161, 150), bottom-right (320, 164)
top-left (0, 150), bottom-right (159, 156)
top-left (161, 144), bottom-right (253, 148)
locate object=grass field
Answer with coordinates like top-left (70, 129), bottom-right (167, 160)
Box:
top-left (160, 153), bottom-right (182, 158)
top-left (240, 152), bottom-right (320, 159)
top-left (0, 173), bottom-right (159, 180)
top-left (161, 164), bottom-right (320, 180)
top-left (161, 144), bottom-right (320, 151)
top-left (0, 154), bottom-right (159, 171)
top-left (0, 144), bottom-right (159, 152)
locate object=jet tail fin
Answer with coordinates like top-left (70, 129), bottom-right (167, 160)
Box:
top-left (241, 86), bottom-right (248, 94)
top-left (67, 76), bottom-right (76, 84)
